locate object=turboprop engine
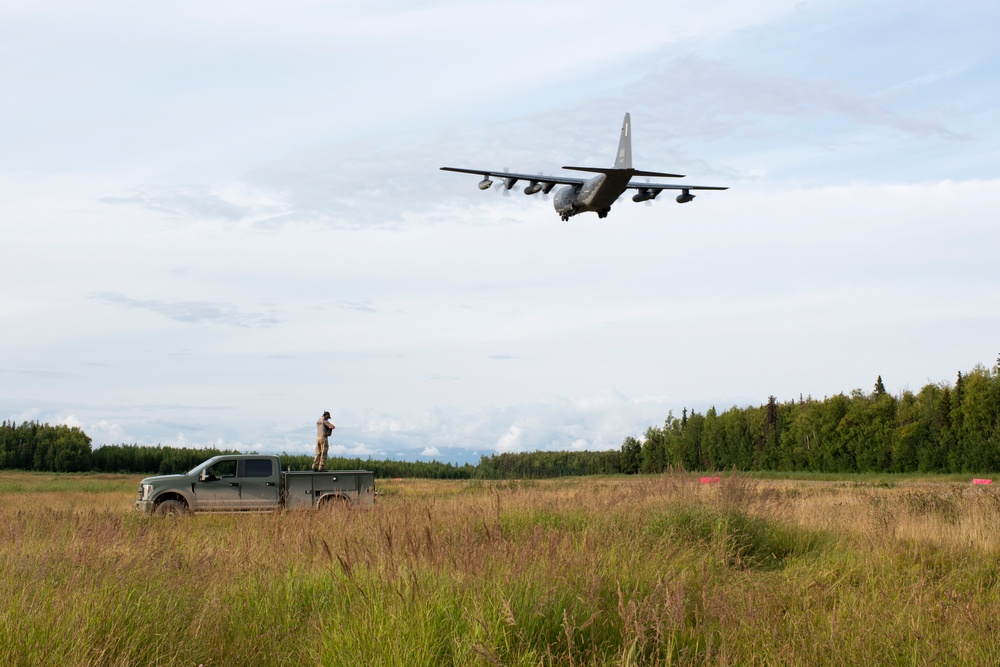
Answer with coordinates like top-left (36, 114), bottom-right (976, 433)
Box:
top-left (676, 189), bottom-right (695, 204)
top-left (632, 188), bottom-right (659, 203)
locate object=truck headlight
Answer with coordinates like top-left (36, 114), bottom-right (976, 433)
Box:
top-left (139, 484), bottom-right (153, 501)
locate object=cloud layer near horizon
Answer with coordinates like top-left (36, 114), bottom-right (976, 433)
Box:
top-left (2, 0), bottom-right (998, 462)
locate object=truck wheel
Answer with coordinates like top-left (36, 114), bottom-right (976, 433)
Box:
top-left (155, 499), bottom-right (187, 516)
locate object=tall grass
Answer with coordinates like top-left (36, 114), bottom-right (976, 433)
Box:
top-left (1, 471), bottom-right (1000, 665)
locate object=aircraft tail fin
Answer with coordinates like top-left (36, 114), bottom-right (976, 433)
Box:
top-left (615, 113), bottom-right (632, 169)
top-left (564, 113), bottom-right (683, 177)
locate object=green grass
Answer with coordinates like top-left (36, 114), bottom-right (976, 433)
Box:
top-left (2, 471), bottom-right (1000, 665)
top-left (743, 469), bottom-right (987, 483)
top-left (0, 471), bottom-right (137, 494)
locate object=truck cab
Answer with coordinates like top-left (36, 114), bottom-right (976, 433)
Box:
top-left (190, 455), bottom-right (281, 510)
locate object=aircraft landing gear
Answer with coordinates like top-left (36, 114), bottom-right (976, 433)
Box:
top-left (597, 208), bottom-right (610, 219)
top-left (560, 215), bottom-right (569, 222)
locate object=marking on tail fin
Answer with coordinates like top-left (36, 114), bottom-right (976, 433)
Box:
top-left (615, 112), bottom-right (632, 170)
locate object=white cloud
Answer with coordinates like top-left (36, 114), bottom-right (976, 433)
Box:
top-left (60, 414), bottom-right (83, 429)
top-left (329, 442), bottom-right (386, 458)
top-left (91, 420), bottom-right (130, 443)
top-left (364, 417), bottom-right (405, 434)
top-left (91, 292), bottom-right (281, 328)
top-left (2, 0), bottom-right (998, 466)
top-left (496, 426), bottom-right (524, 454)
top-left (421, 446), bottom-right (441, 457)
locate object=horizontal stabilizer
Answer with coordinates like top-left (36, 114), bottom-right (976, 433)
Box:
top-left (563, 166), bottom-right (686, 179)
top-left (631, 169), bottom-right (687, 179)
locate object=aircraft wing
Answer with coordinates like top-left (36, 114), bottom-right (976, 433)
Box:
top-left (440, 167), bottom-right (586, 191)
top-left (625, 181), bottom-right (728, 204)
top-left (624, 182), bottom-right (729, 192)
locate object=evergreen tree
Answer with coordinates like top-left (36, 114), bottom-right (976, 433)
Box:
top-left (619, 436), bottom-right (642, 474)
top-left (677, 411), bottom-right (704, 470)
top-left (700, 407), bottom-right (720, 470)
top-left (762, 396), bottom-right (781, 468)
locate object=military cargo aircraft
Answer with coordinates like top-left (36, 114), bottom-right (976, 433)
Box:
top-left (441, 113), bottom-right (727, 221)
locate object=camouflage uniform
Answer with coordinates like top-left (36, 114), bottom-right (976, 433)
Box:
top-left (313, 413), bottom-right (334, 471)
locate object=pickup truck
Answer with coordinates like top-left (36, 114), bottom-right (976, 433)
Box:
top-left (135, 454), bottom-right (375, 515)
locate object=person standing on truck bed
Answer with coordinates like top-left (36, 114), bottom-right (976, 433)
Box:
top-left (313, 411), bottom-right (335, 471)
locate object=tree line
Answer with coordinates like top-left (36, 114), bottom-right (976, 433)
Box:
top-left (279, 454), bottom-right (476, 479)
top-left (4, 359), bottom-right (998, 477)
top-left (0, 423), bottom-right (476, 478)
top-left (0, 423), bottom-right (243, 474)
top-left (0, 421), bottom-right (92, 472)
top-left (626, 361), bottom-right (1000, 475)
top-left (485, 361), bottom-right (1000, 478)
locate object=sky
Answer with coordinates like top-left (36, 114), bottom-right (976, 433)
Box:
top-left (2, 0), bottom-right (999, 464)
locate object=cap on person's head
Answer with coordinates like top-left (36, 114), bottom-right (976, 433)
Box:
top-left (323, 411), bottom-right (330, 418)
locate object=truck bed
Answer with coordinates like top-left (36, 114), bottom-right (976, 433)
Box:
top-left (283, 470), bottom-right (376, 509)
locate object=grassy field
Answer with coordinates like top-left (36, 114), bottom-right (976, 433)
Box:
top-left (2, 471), bottom-right (999, 666)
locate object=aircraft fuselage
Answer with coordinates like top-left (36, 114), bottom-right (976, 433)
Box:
top-left (553, 172), bottom-right (635, 220)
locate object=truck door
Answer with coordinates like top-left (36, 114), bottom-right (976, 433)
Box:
top-left (193, 458), bottom-right (241, 510)
top-left (238, 458), bottom-right (280, 509)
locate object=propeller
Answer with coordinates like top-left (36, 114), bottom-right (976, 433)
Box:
top-left (523, 173), bottom-right (552, 200)
top-left (494, 168), bottom-right (518, 196)
top-left (540, 180), bottom-right (556, 201)
top-left (633, 178), bottom-right (662, 206)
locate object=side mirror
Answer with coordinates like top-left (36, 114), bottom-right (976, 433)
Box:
top-left (199, 470), bottom-right (210, 482)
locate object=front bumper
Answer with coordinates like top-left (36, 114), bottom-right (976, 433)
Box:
top-left (136, 499), bottom-right (155, 514)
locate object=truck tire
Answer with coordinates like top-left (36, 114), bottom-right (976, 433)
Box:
top-left (155, 499), bottom-right (187, 516)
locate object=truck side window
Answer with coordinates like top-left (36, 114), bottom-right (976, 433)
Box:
top-left (244, 459), bottom-right (273, 478)
top-left (207, 460), bottom-right (237, 479)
